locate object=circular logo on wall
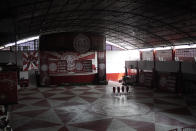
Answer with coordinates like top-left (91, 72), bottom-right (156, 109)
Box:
top-left (76, 62), bottom-right (83, 71)
top-left (41, 64), bottom-right (48, 72)
top-left (49, 63), bottom-right (57, 72)
top-left (73, 34), bottom-right (90, 53)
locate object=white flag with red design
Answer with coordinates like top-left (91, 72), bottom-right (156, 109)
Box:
top-left (23, 51), bottom-right (39, 71)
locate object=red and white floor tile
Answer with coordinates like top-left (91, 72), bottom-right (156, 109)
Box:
top-left (9, 81), bottom-right (196, 131)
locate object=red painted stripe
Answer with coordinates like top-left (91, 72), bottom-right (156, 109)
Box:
top-left (106, 73), bottom-right (125, 82)
top-left (79, 54), bottom-right (95, 60)
top-left (50, 74), bottom-right (96, 84)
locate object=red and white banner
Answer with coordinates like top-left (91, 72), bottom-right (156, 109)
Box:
top-left (42, 51), bottom-right (95, 74)
top-left (23, 51), bottom-right (39, 71)
top-left (40, 51), bottom-right (95, 85)
top-left (155, 50), bottom-right (173, 61)
top-left (48, 60), bottom-right (67, 74)
top-left (75, 60), bottom-right (92, 73)
top-left (175, 48), bottom-right (196, 62)
top-left (48, 60), bottom-right (92, 74)
top-left (142, 51), bottom-right (154, 61)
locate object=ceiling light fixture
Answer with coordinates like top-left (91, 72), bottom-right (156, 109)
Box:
top-left (2, 36), bottom-right (39, 49)
top-left (106, 41), bottom-right (127, 50)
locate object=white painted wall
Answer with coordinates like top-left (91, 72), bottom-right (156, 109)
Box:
top-left (106, 50), bottom-right (140, 73)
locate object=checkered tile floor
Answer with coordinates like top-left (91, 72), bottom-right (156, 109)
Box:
top-left (9, 81), bottom-right (196, 131)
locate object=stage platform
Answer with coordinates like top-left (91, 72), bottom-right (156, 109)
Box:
top-left (49, 72), bottom-right (97, 85)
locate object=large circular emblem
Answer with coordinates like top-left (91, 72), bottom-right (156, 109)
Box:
top-left (49, 63), bottom-right (57, 72)
top-left (73, 34), bottom-right (90, 53)
top-left (76, 62), bottom-right (83, 71)
top-left (41, 64), bottom-right (48, 72)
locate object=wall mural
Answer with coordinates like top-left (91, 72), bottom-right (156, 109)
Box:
top-left (41, 51), bottom-right (95, 74)
top-left (40, 51), bottom-right (95, 85)
top-left (142, 51), bottom-right (154, 61)
top-left (175, 48), bottom-right (196, 62)
top-left (39, 33), bottom-right (106, 85)
top-left (23, 51), bottom-right (39, 71)
top-left (155, 50), bottom-right (173, 61)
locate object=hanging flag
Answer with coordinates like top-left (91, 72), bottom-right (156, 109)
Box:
top-left (23, 51), bottom-right (39, 71)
